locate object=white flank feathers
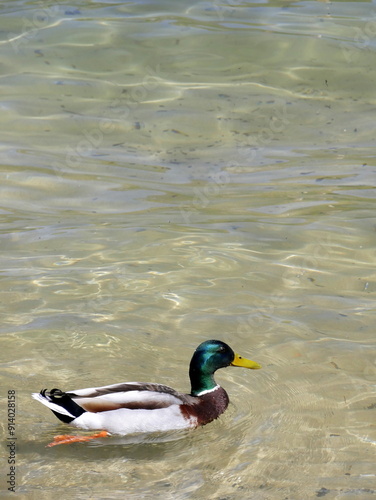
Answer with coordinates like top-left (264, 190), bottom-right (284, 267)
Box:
top-left (71, 406), bottom-right (198, 435)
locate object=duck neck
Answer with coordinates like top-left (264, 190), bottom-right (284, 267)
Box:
top-left (189, 365), bottom-right (218, 397)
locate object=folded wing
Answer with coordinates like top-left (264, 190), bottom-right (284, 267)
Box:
top-left (67, 382), bottom-right (194, 413)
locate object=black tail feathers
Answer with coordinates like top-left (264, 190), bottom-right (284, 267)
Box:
top-left (41, 388), bottom-right (86, 424)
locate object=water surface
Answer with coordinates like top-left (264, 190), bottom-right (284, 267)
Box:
top-left (1, 0), bottom-right (376, 498)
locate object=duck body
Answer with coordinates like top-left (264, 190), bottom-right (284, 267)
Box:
top-left (32, 340), bottom-right (261, 441)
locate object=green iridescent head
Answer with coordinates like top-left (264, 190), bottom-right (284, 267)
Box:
top-left (189, 340), bottom-right (261, 396)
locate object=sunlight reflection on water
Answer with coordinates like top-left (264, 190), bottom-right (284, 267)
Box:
top-left (1, 0), bottom-right (376, 498)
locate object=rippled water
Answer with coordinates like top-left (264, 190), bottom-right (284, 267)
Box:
top-left (1, 0), bottom-right (376, 498)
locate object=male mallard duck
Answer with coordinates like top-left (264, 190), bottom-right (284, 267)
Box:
top-left (32, 339), bottom-right (261, 446)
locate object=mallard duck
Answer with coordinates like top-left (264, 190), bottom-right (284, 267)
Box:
top-left (32, 339), bottom-right (261, 446)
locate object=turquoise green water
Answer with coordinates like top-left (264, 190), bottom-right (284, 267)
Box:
top-left (1, 1), bottom-right (376, 498)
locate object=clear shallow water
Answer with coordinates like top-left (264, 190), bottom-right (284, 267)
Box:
top-left (1, 0), bottom-right (376, 498)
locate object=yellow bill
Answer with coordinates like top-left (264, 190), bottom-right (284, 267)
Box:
top-left (231, 353), bottom-right (261, 370)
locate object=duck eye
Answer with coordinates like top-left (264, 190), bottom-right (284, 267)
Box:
top-left (217, 346), bottom-right (225, 352)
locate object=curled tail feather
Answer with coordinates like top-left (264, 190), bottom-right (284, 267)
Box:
top-left (32, 388), bottom-right (86, 424)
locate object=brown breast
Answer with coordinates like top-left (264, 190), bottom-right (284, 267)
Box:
top-left (179, 387), bottom-right (230, 426)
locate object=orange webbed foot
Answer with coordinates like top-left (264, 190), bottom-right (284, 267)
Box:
top-left (47, 430), bottom-right (109, 447)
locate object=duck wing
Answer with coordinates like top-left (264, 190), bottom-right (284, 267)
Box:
top-left (67, 382), bottom-right (195, 413)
